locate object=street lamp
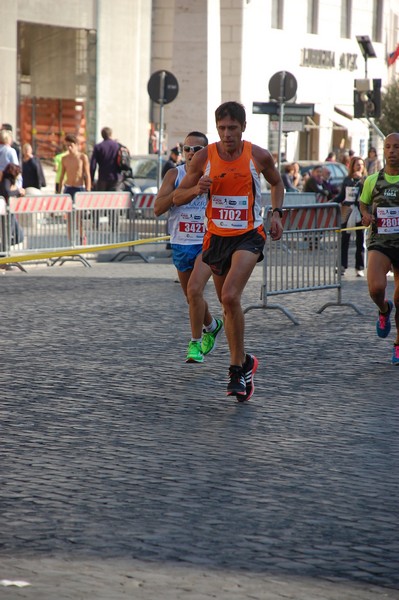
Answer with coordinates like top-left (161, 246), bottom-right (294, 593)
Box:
top-left (353, 35), bottom-right (381, 119)
top-left (356, 35), bottom-right (377, 78)
top-left (354, 36), bottom-right (382, 146)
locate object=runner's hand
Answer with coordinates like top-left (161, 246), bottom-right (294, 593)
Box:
top-left (270, 214), bottom-right (283, 240)
top-left (361, 213), bottom-right (374, 227)
top-left (198, 176), bottom-right (212, 195)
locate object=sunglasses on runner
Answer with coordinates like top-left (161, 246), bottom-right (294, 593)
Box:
top-left (183, 145), bottom-right (204, 153)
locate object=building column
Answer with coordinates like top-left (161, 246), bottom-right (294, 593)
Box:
top-left (153, 0), bottom-right (222, 147)
top-left (96, 0), bottom-right (152, 153)
top-left (0, 0), bottom-right (19, 134)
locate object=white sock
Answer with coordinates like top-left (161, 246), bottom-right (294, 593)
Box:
top-left (191, 338), bottom-right (202, 342)
top-left (204, 317), bottom-right (217, 333)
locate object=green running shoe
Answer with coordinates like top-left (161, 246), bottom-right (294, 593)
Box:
top-left (201, 318), bottom-right (223, 356)
top-left (186, 340), bottom-right (204, 363)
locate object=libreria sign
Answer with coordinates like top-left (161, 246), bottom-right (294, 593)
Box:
top-left (300, 48), bottom-right (358, 71)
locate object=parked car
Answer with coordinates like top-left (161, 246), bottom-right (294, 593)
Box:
top-left (294, 160), bottom-right (348, 192)
top-left (120, 154), bottom-right (167, 194)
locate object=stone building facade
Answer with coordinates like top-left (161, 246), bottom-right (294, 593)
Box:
top-left (1, 0), bottom-right (399, 160)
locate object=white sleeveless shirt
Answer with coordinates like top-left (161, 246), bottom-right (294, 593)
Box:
top-left (168, 163), bottom-right (207, 245)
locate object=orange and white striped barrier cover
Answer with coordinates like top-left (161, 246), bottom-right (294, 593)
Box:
top-left (134, 193), bottom-right (157, 209)
top-left (9, 195), bottom-right (73, 214)
top-left (74, 191), bottom-right (132, 210)
top-left (280, 204), bottom-right (339, 231)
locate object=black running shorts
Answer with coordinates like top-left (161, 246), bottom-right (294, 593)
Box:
top-left (368, 244), bottom-right (399, 269)
top-left (202, 227), bottom-right (266, 276)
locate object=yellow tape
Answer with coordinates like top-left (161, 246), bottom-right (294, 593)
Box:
top-left (0, 225), bottom-right (371, 265)
top-left (0, 236), bottom-right (170, 265)
top-left (336, 225), bottom-right (370, 232)
top-left (339, 225), bottom-right (368, 232)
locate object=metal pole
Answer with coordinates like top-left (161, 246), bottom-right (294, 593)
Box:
top-left (157, 71), bottom-right (166, 191)
top-left (367, 117), bottom-right (385, 141)
top-left (157, 103), bottom-right (165, 190)
top-left (363, 57), bottom-right (372, 147)
top-left (277, 72), bottom-right (286, 171)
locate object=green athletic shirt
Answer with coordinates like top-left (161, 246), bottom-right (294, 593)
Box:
top-left (360, 171), bottom-right (399, 204)
top-left (360, 169), bottom-right (399, 249)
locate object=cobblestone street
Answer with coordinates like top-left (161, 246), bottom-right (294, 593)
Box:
top-left (1, 260), bottom-right (398, 599)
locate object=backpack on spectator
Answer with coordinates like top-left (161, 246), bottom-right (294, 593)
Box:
top-left (116, 143), bottom-right (131, 173)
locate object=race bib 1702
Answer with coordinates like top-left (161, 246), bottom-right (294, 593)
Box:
top-left (211, 195), bottom-right (248, 229)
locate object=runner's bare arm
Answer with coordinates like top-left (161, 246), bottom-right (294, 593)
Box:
top-left (253, 145), bottom-right (284, 208)
top-left (83, 154), bottom-right (91, 191)
top-left (173, 148), bottom-right (210, 206)
top-left (253, 145), bottom-right (285, 240)
top-left (360, 200), bottom-right (374, 226)
top-left (59, 160), bottom-right (66, 190)
top-left (154, 168), bottom-right (178, 216)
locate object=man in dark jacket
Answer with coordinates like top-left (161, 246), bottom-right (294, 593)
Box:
top-left (161, 145), bottom-right (182, 178)
top-left (304, 165), bottom-right (333, 201)
top-left (22, 143), bottom-right (46, 190)
top-left (90, 127), bottom-right (120, 191)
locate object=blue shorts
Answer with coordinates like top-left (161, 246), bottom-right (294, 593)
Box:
top-left (63, 185), bottom-right (85, 200)
top-left (171, 243), bottom-right (202, 272)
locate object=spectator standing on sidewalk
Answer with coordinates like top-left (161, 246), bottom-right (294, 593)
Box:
top-left (364, 146), bottom-right (382, 175)
top-left (21, 143), bottom-right (46, 190)
top-left (174, 101), bottom-right (284, 401)
top-left (59, 134), bottom-right (91, 243)
top-left (1, 123), bottom-right (21, 162)
top-left (325, 151), bottom-right (336, 162)
top-left (90, 126), bottom-right (120, 191)
top-left (59, 134), bottom-right (91, 198)
top-left (161, 145), bottom-right (182, 179)
top-left (291, 161), bottom-right (303, 191)
top-left (54, 146), bottom-right (68, 193)
top-left (0, 129), bottom-right (19, 174)
top-left (304, 165), bottom-right (333, 201)
top-left (155, 131), bottom-right (223, 363)
top-left (360, 132), bottom-right (399, 365)
top-left (281, 163), bottom-right (299, 192)
top-left (335, 156), bottom-right (367, 277)
top-left (0, 163), bottom-right (25, 246)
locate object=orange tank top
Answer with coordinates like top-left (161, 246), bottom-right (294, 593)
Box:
top-left (204, 141), bottom-right (263, 237)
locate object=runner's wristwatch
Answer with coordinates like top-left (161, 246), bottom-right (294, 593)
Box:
top-left (272, 208), bottom-right (283, 218)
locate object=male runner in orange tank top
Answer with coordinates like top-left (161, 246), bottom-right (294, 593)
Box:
top-left (174, 101), bottom-right (284, 401)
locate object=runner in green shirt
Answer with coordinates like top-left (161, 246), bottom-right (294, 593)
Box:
top-left (360, 132), bottom-right (399, 364)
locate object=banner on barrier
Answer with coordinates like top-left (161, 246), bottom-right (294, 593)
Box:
top-left (9, 195), bottom-right (73, 214)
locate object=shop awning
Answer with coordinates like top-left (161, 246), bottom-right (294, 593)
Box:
top-left (331, 105), bottom-right (366, 133)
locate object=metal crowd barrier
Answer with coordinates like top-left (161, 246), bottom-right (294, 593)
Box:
top-left (0, 191), bottom-right (172, 269)
top-left (1, 192), bottom-right (136, 268)
top-left (244, 202), bottom-right (362, 324)
top-left (71, 191), bottom-right (134, 265)
top-left (261, 191), bottom-right (318, 207)
top-left (74, 191), bottom-right (132, 245)
top-left (111, 192), bottom-right (168, 263)
top-left (0, 197), bottom-right (7, 253)
top-left (1, 195), bottom-right (367, 314)
top-left (4, 194), bottom-right (74, 268)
